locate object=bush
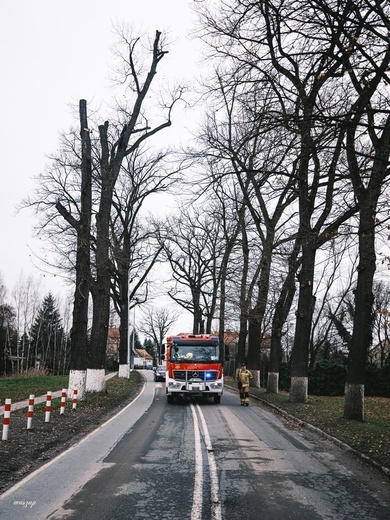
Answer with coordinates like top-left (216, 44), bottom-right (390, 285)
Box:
top-left (278, 361), bottom-right (291, 391)
top-left (276, 360), bottom-right (390, 397)
top-left (308, 359), bottom-right (346, 396)
top-left (365, 363), bottom-right (390, 397)
top-left (105, 356), bottom-right (119, 372)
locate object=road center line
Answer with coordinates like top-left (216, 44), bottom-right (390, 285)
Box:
top-left (196, 403), bottom-right (222, 520)
top-left (190, 403), bottom-right (203, 520)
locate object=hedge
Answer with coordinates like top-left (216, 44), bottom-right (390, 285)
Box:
top-left (277, 361), bottom-right (390, 397)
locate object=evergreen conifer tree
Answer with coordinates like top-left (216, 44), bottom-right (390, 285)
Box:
top-left (30, 293), bottom-right (67, 373)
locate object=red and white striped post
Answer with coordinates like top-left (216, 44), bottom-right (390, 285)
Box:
top-left (2, 399), bottom-right (11, 440)
top-left (27, 395), bottom-right (35, 430)
top-left (72, 389), bottom-right (78, 411)
top-left (45, 391), bottom-right (52, 423)
top-left (59, 388), bottom-right (67, 415)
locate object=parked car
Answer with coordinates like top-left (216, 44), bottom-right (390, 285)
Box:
top-left (154, 365), bottom-right (166, 382)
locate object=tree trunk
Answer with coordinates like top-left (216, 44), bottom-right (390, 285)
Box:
top-left (86, 367), bottom-right (107, 393)
top-left (193, 288), bottom-right (202, 334)
top-left (88, 279), bottom-right (110, 392)
top-left (237, 212), bottom-right (250, 366)
top-left (247, 237), bottom-right (274, 370)
top-left (87, 31), bottom-right (171, 390)
top-left (251, 369), bottom-right (260, 389)
top-left (219, 264), bottom-right (226, 359)
top-left (343, 100), bottom-right (390, 419)
top-left (344, 383), bottom-right (365, 421)
top-left (88, 121), bottom-right (116, 393)
top-left (66, 99), bottom-right (92, 400)
top-left (344, 203), bottom-right (376, 420)
top-left (289, 237), bottom-right (316, 403)
top-left (247, 316), bottom-right (261, 369)
top-left (237, 314), bottom-right (248, 367)
top-left (268, 240), bottom-right (300, 393)
top-left (117, 263), bottom-right (129, 378)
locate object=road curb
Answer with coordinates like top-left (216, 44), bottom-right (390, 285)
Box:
top-left (225, 383), bottom-right (390, 478)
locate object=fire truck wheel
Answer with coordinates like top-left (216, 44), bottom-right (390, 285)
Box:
top-left (214, 395), bottom-right (221, 404)
top-left (167, 394), bottom-right (174, 404)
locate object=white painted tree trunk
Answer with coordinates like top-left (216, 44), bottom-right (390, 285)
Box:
top-left (344, 383), bottom-right (364, 421)
top-left (67, 370), bottom-right (87, 401)
top-left (289, 376), bottom-right (308, 403)
top-left (86, 368), bottom-right (106, 393)
top-left (118, 364), bottom-right (130, 379)
top-left (251, 369), bottom-right (260, 388)
top-left (267, 372), bottom-right (279, 393)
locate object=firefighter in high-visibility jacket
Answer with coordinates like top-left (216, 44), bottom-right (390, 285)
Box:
top-left (235, 364), bottom-right (253, 406)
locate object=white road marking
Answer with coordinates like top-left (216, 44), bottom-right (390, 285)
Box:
top-left (190, 403), bottom-right (222, 520)
top-left (196, 403), bottom-right (222, 520)
top-left (190, 404), bottom-right (204, 520)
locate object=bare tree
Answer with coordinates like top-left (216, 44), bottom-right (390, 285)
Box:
top-left (156, 204), bottom-right (227, 334)
top-left (205, 71), bottom-right (300, 373)
top-left (330, 280), bottom-right (390, 368)
top-left (196, 0), bottom-right (361, 404)
top-left (55, 99), bottom-right (92, 397)
top-left (139, 307), bottom-right (178, 364)
top-left (267, 239), bottom-right (301, 393)
top-left (333, 1), bottom-right (390, 420)
top-left (309, 234), bottom-right (357, 368)
top-left (86, 30), bottom-right (182, 392)
top-left (25, 30), bottom-right (184, 395)
top-left (11, 274), bottom-right (41, 373)
top-left (109, 147), bottom-right (181, 377)
top-left (0, 274), bottom-right (15, 375)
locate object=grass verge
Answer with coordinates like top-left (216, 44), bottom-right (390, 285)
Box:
top-left (0, 374), bottom-right (69, 402)
top-left (225, 377), bottom-right (390, 474)
top-left (0, 371), bottom-right (142, 410)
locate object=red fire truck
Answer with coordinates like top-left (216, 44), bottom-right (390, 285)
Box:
top-left (163, 333), bottom-right (224, 404)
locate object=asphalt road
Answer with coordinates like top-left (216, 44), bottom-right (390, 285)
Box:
top-left (1, 371), bottom-right (389, 520)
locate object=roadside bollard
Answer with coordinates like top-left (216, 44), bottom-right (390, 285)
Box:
top-left (72, 389), bottom-right (78, 411)
top-left (2, 399), bottom-right (11, 440)
top-left (60, 388), bottom-right (67, 415)
top-left (45, 391), bottom-right (52, 423)
top-left (27, 395), bottom-right (35, 430)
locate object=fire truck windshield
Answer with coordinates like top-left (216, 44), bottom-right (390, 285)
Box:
top-left (171, 345), bottom-right (220, 362)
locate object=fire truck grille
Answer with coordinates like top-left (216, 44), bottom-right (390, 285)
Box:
top-left (173, 370), bottom-right (219, 382)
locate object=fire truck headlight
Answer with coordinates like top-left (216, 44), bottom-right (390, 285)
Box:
top-left (168, 381), bottom-right (182, 388)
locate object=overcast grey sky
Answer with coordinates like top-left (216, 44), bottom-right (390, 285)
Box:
top-left (0, 0), bottom-right (200, 327)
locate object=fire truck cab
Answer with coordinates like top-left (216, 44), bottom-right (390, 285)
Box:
top-left (163, 333), bottom-right (223, 404)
